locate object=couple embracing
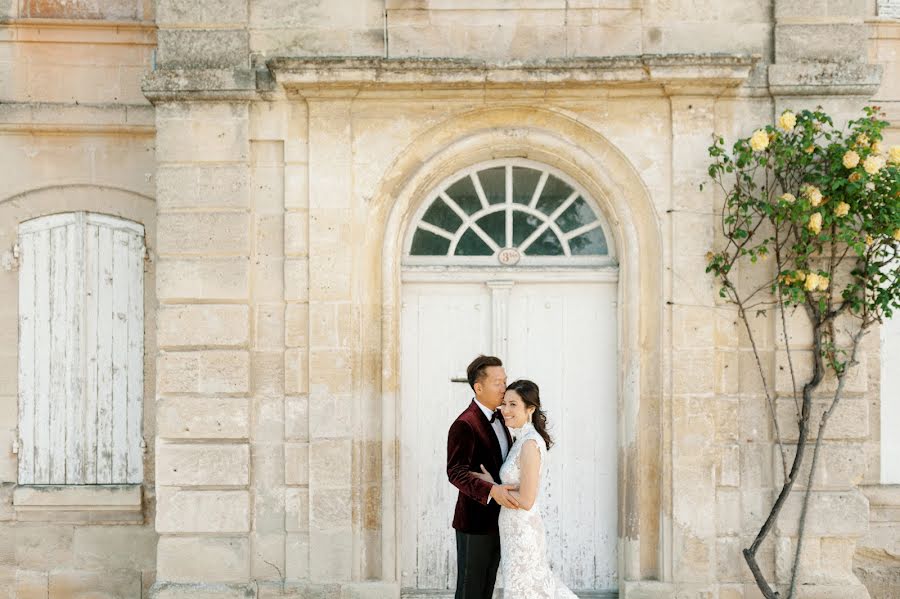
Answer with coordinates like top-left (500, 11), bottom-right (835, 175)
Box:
top-left (447, 355), bottom-right (577, 599)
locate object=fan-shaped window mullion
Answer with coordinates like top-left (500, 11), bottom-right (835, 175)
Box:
top-left (519, 190), bottom-right (579, 255)
top-left (562, 219), bottom-right (603, 242)
top-left (529, 171), bottom-right (549, 209)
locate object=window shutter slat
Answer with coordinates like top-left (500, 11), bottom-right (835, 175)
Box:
top-left (33, 229), bottom-right (52, 484)
top-left (66, 217), bottom-right (85, 484)
top-left (95, 225), bottom-right (114, 484)
top-left (126, 234), bottom-right (144, 483)
top-left (83, 224), bottom-right (100, 484)
top-left (17, 233), bottom-right (36, 484)
top-left (110, 229), bottom-right (131, 483)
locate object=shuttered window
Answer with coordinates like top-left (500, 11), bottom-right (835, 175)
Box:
top-left (17, 212), bottom-right (145, 485)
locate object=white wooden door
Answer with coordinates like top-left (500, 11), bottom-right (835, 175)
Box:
top-left (400, 276), bottom-right (617, 595)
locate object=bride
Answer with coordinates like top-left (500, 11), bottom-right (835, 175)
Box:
top-left (472, 379), bottom-right (578, 599)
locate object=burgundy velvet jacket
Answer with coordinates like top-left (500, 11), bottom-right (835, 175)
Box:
top-left (447, 400), bottom-right (512, 534)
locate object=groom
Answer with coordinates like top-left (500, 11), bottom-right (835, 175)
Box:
top-left (447, 355), bottom-right (518, 599)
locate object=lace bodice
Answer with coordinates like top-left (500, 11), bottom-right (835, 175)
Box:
top-left (498, 423), bottom-right (547, 504)
top-left (497, 423), bottom-right (576, 599)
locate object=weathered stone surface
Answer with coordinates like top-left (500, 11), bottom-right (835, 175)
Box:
top-left (156, 537), bottom-right (249, 583)
top-left (156, 443), bottom-right (250, 486)
top-left (157, 29), bottom-right (250, 69)
top-left (157, 165), bottom-right (251, 210)
top-left (158, 350), bottom-right (250, 394)
top-left (157, 397), bottom-right (251, 439)
top-left (158, 304), bottom-right (250, 347)
top-left (156, 489), bottom-right (250, 533)
top-left (156, 258), bottom-right (250, 301)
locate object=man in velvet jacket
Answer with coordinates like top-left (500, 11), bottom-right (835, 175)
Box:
top-left (447, 355), bottom-right (519, 599)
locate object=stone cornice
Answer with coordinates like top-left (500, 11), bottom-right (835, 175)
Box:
top-left (0, 18), bottom-right (157, 45)
top-left (142, 54), bottom-right (758, 102)
top-left (267, 54), bottom-right (758, 97)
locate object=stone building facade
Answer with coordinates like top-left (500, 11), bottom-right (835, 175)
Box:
top-left (1, 1), bottom-right (899, 598)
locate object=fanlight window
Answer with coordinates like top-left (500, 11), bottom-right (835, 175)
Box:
top-left (406, 161), bottom-right (612, 265)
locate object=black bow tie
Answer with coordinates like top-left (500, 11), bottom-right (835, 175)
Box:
top-left (490, 410), bottom-right (501, 423)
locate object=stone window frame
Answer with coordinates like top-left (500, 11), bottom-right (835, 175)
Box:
top-left (1, 187), bottom-right (156, 524)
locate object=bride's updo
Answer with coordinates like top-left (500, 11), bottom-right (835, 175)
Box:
top-left (506, 379), bottom-right (554, 450)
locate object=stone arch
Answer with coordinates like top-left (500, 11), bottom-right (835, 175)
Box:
top-left (362, 105), bottom-right (665, 588)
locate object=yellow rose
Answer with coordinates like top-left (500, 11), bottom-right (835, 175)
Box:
top-left (848, 172), bottom-right (862, 183)
top-left (894, 229), bottom-right (900, 241)
top-left (863, 155), bottom-right (885, 175)
top-left (796, 271), bottom-right (807, 281)
top-left (872, 141), bottom-right (883, 154)
top-left (780, 193), bottom-right (796, 204)
top-left (778, 111), bottom-right (797, 132)
top-left (803, 185), bottom-right (824, 207)
top-left (750, 129), bottom-right (769, 151)
top-left (890, 145), bottom-right (900, 164)
top-left (805, 273), bottom-right (821, 291)
top-left (804, 145), bottom-right (815, 154)
top-left (834, 202), bottom-right (850, 217)
top-left (817, 276), bottom-right (829, 292)
top-left (808, 212), bottom-right (823, 234)
top-left (842, 150), bottom-right (860, 169)
top-left (866, 235), bottom-right (874, 246)
top-left (857, 134), bottom-right (869, 147)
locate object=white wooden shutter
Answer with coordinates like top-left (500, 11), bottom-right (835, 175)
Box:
top-left (18, 212), bottom-right (145, 485)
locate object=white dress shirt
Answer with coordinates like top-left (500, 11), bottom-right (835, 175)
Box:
top-left (474, 398), bottom-right (509, 460)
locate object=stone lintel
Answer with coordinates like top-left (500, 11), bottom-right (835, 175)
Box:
top-left (268, 55), bottom-right (757, 97)
top-left (768, 62), bottom-right (883, 96)
top-left (13, 484), bottom-right (143, 523)
top-left (0, 102), bottom-right (155, 134)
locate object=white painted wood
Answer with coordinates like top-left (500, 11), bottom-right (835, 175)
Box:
top-left (400, 278), bottom-right (618, 594)
top-left (487, 281), bottom-right (512, 359)
top-left (84, 224), bottom-right (100, 484)
top-left (48, 225), bottom-right (67, 484)
top-left (32, 229), bottom-right (52, 484)
top-left (17, 230), bottom-right (36, 484)
top-left (126, 233), bottom-right (144, 483)
top-left (16, 212), bottom-right (145, 487)
top-left (400, 283), bottom-right (491, 590)
top-left (110, 230), bottom-right (131, 483)
top-left (65, 217), bottom-right (84, 483)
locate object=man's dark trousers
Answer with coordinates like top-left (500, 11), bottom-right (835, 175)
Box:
top-left (455, 530), bottom-right (500, 599)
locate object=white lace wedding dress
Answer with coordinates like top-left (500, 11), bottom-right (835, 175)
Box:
top-left (498, 422), bottom-right (578, 599)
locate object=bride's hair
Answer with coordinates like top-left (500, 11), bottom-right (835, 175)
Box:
top-left (506, 379), bottom-right (554, 450)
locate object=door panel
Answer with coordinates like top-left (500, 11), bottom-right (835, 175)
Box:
top-left (400, 278), bottom-right (617, 594)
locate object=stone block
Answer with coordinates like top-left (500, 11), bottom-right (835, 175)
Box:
top-left (775, 398), bottom-right (869, 442)
top-left (157, 488), bottom-right (250, 533)
top-left (251, 531), bottom-right (286, 580)
top-left (285, 396), bottom-right (309, 441)
top-left (49, 569), bottom-right (142, 598)
top-left (285, 533), bottom-right (309, 580)
top-left (157, 29), bottom-right (250, 69)
top-left (285, 211), bottom-right (309, 257)
top-left (310, 487), bottom-right (352, 529)
top-left (717, 488), bottom-right (741, 536)
top-left (253, 258), bottom-right (285, 302)
top-left (158, 350), bottom-right (250, 394)
top-left (158, 304), bottom-right (250, 348)
top-left (252, 351), bottom-right (285, 397)
top-left (156, 102), bottom-right (249, 163)
top-left (285, 349), bottom-right (309, 395)
top-left (718, 443), bottom-right (741, 488)
top-left (309, 349), bottom-right (354, 394)
top-left (156, 443), bottom-right (250, 486)
top-left (256, 214), bottom-right (285, 259)
top-left (156, 536), bottom-right (249, 583)
top-left (308, 394), bottom-right (353, 438)
top-left (672, 306), bottom-right (716, 349)
top-left (309, 439), bottom-right (352, 489)
top-left (775, 490), bottom-right (869, 537)
top-left (157, 397), bottom-right (250, 440)
top-left (775, 23), bottom-right (867, 64)
top-left (156, 258), bottom-right (250, 301)
top-left (15, 569), bottom-right (48, 599)
top-left (157, 0), bottom-right (248, 24)
top-left (157, 213), bottom-right (250, 256)
top-left (773, 443), bottom-right (867, 490)
top-left (73, 526), bottom-right (157, 571)
top-left (716, 535), bottom-right (744, 582)
top-left (285, 258), bottom-right (310, 302)
top-left (256, 304), bottom-right (285, 350)
top-left (20, 0), bottom-right (142, 19)
top-left (285, 303), bottom-right (309, 349)
top-left (157, 165), bottom-right (250, 210)
top-left (285, 442), bottom-right (309, 486)
top-left (284, 164), bottom-right (309, 210)
top-left (285, 487), bottom-right (309, 532)
top-left (252, 395), bottom-right (286, 442)
top-left (565, 8), bottom-right (642, 56)
top-left (309, 528), bottom-right (352, 582)
top-left (15, 524), bottom-right (74, 570)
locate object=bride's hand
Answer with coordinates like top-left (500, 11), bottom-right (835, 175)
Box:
top-left (469, 464), bottom-right (496, 484)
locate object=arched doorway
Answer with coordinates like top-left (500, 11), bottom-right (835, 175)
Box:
top-left (399, 159), bottom-right (619, 597)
